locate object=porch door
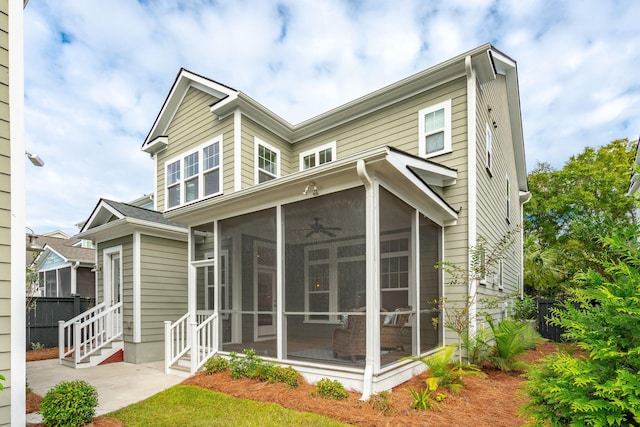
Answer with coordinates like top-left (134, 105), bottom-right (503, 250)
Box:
top-left (103, 249), bottom-right (122, 339)
top-left (255, 242), bottom-right (276, 340)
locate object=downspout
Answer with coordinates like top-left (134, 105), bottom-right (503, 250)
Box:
top-left (356, 159), bottom-right (378, 400)
top-left (465, 55), bottom-right (478, 337)
top-left (519, 191), bottom-right (532, 298)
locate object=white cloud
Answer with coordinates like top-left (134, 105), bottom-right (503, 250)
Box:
top-left (24, 0), bottom-right (640, 235)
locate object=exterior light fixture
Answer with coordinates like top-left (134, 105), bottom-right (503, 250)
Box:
top-left (302, 182), bottom-right (318, 196)
top-left (25, 227), bottom-right (43, 252)
top-left (26, 151), bottom-right (44, 167)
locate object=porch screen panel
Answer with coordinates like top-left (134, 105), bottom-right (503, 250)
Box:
top-left (379, 187), bottom-right (414, 366)
top-left (59, 267), bottom-right (72, 297)
top-left (283, 186), bottom-right (366, 366)
top-left (219, 208), bottom-right (276, 357)
top-left (419, 215), bottom-right (441, 354)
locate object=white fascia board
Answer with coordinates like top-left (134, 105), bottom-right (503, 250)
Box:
top-left (76, 217), bottom-right (187, 244)
top-left (386, 149), bottom-right (457, 187)
top-left (80, 200), bottom-right (125, 233)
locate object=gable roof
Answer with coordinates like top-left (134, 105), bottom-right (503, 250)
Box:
top-left (143, 43), bottom-right (526, 190)
top-left (77, 199), bottom-right (187, 242)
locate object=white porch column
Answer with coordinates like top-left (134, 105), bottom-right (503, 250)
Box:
top-left (188, 227), bottom-right (197, 324)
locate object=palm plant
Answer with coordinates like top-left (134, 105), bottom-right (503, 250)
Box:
top-left (486, 318), bottom-right (542, 372)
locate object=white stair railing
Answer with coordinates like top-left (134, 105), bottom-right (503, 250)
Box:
top-left (164, 312), bottom-right (190, 374)
top-left (191, 312), bottom-right (218, 374)
top-left (58, 302), bottom-right (123, 365)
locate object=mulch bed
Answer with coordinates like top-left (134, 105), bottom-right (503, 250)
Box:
top-left (25, 342), bottom-right (559, 427)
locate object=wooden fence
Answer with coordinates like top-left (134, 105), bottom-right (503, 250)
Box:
top-left (26, 296), bottom-right (96, 351)
top-left (536, 298), bottom-right (567, 342)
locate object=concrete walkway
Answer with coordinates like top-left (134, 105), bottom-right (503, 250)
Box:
top-left (26, 359), bottom-right (185, 423)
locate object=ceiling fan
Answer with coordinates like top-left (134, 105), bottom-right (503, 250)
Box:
top-left (304, 217), bottom-right (341, 238)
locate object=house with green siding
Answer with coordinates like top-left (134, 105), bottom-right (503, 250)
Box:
top-left (67, 43), bottom-right (529, 398)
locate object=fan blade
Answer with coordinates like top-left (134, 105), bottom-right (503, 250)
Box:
top-left (305, 230), bottom-right (315, 238)
top-left (321, 229), bottom-right (336, 237)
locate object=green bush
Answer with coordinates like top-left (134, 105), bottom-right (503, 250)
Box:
top-left (203, 356), bottom-right (228, 374)
top-left (313, 378), bottom-right (348, 400)
top-left (40, 380), bottom-right (98, 427)
top-left (486, 318), bottom-right (542, 372)
top-left (266, 365), bottom-right (301, 388)
top-left (521, 234), bottom-right (640, 425)
top-left (368, 391), bottom-right (394, 415)
top-left (408, 387), bottom-right (440, 412)
top-left (406, 345), bottom-right (484, 393)
top-left (512, 295), bottom-right (537, 321)
top-left (229, 349), bottom-right (263, 379)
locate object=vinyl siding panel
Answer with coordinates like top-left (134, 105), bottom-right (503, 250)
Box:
top-left (155, 87), bottom-right (233, 210)
top-left (97, 236), bottom-right (133, 341)
top-left (139, 235), bottom-right (188, 341)
top-left (0, 5), bottom-right (9, 422)
top-left (475, 75), bottom-right (522, 309)
top-left (241, 116), bottom-right (291, 187)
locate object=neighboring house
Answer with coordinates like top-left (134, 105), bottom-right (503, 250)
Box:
top-left (71, 43), bottom-right (528, 398)
top-left (4, 0), bottom-right (26, 424)
top-left (26, 232), bottom-right (96, 298)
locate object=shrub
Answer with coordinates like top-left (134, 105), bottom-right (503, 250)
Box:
top-left (521, 234), bottom-right (640, 425)
top-left (229, 349), bottom-right (263, 379)
top-left (40, 380), bottom-right (98, 427)
top-left (461, 326), bottom-right (492, 365)
top-left (486, 318), bottom-right (542, 372)
top-left (203, 356), bottom-right (228, 374)
top-left (266, 365), bottom-right (300, 388)
top-left (313, 378), bottom-right (348, 400)
top-left (408, 387), bottom-right (440, 412)
top-left (406, 345), bottom-right (484, 393)
top-left (369, 391), bottom-right (394, 415)
top-left (30, 342), bottom-right (45, 351)
top-left (512, 295), bottom-right (537, 321)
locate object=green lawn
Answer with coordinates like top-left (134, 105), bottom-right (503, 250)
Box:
top-left (108, 385), bottom-right (353, 427)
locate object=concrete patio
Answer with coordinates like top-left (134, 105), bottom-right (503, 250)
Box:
top-left (26, 359), bottom-right (184, 423)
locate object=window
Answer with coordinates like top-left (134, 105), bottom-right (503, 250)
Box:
top-left (38, 267), bottom-right (72, 297)
top-left (486, 122), bottom-right (493, 174)
top-left (255, 138), bottom-right (280, 183)
top-left (497, 260), bottom-right (504, 290)
top-left (165, 137), bottom-right (222, 209)
top-left (380, 236), bottom-right (410, 310)
top-left (418, 99), bottom-right (452, 158)
top-left (505, 174), bottom-right (511, 223)
top-left (300, 141), bottom-right (336, 170)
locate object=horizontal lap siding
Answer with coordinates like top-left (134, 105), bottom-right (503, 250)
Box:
top-left (241, 116), bottom-right (291, 188)
top-left (98, 236), bottom-right (134, 341)
top-left (139, 235), bottom-right (188, 341)
top-left (475, 76), bottom-right (521, 305)
top-left (0, 5), bottom-right (9, 423)
top-left (156, 87), bottom-right (233, 210)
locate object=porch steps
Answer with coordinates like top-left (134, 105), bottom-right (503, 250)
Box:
top-left (166, 352), bottom-right (195, 377)
top-left (61, 339), bottom-right (124, 369)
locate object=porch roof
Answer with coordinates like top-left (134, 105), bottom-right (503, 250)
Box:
top-left (164, 146), bottom-right (459, 227)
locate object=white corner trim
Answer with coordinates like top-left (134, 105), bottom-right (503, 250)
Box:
top-left (234, 109), bottom-right (242, 191)
top-left (465, 55), bottom-right (478, 334)
top-left (133, 232), bottom-right (141, 343)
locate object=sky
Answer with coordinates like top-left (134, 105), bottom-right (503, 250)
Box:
top-left (24, 0), bottom-right (640, 236)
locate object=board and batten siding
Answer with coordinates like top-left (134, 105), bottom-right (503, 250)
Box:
top-left (139, 235), bottom-right (188, 341)
top-left (155, 86), bottom-right (234, 210)
top-left (97, 236), bottom-right (133, 341)
top-left (0, 1), bottom-right (11, 421)
top-left (475, 75), bottom-right (522, 311)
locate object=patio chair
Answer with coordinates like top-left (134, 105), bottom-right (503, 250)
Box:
top-left (333, 309), bottom-right (366, 363)
top-left (380, 307), bottom-right (411, 350)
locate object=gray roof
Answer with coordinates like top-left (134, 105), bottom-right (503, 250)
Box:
top-left (26, 234), bottom-right (94, 265)
top-left (102, 199), bottom-right (186, 229)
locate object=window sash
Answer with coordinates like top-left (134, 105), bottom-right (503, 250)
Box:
top-left (300, 142), bottom-right (336, 171)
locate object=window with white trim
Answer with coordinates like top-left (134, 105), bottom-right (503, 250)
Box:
top-left (255, 138), bottom-right (279, 183)
top-left (165, 136), bottom-right (222, 209)
top-left (505, 174), bottom-right (511, 223)
top-left (418, 99), bottom-right (452, 158)
top-left (485, 122), bottom-right (493, 174)
top-left (300, 141), bottom-right (336, 170)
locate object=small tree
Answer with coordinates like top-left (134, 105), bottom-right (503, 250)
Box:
top-left (436, 228), bottom-right (519, 366)
top-left (522, 233), bottom-right (640, 425)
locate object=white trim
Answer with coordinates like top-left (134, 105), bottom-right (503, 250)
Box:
top-left (276, 205), bottom-right (284, 360)
top-left (164, 135), bottom-right (223, 210)
top-left (465, 55), bottom-right (478, 335)
top-left (234, 110), bottom-right (242, 191)
top-left (152, 153), bottom-right (158, 211)
top-left (254, 137), bottom-right (280, 184)
top-left (299, 141), bottom-right (336, 171)
top-left (505, 173), bottom-right (511, 224)
top-left (9, 0), bottom-right (26, 419)
top-left (418, 99), bottom-right (452, 158)
top-left (133, 232), bottom-right (141, 343)
top-left (103, 246), bottom-right (123, 307)
top-left (485, 122), bottom-right (493, 174)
